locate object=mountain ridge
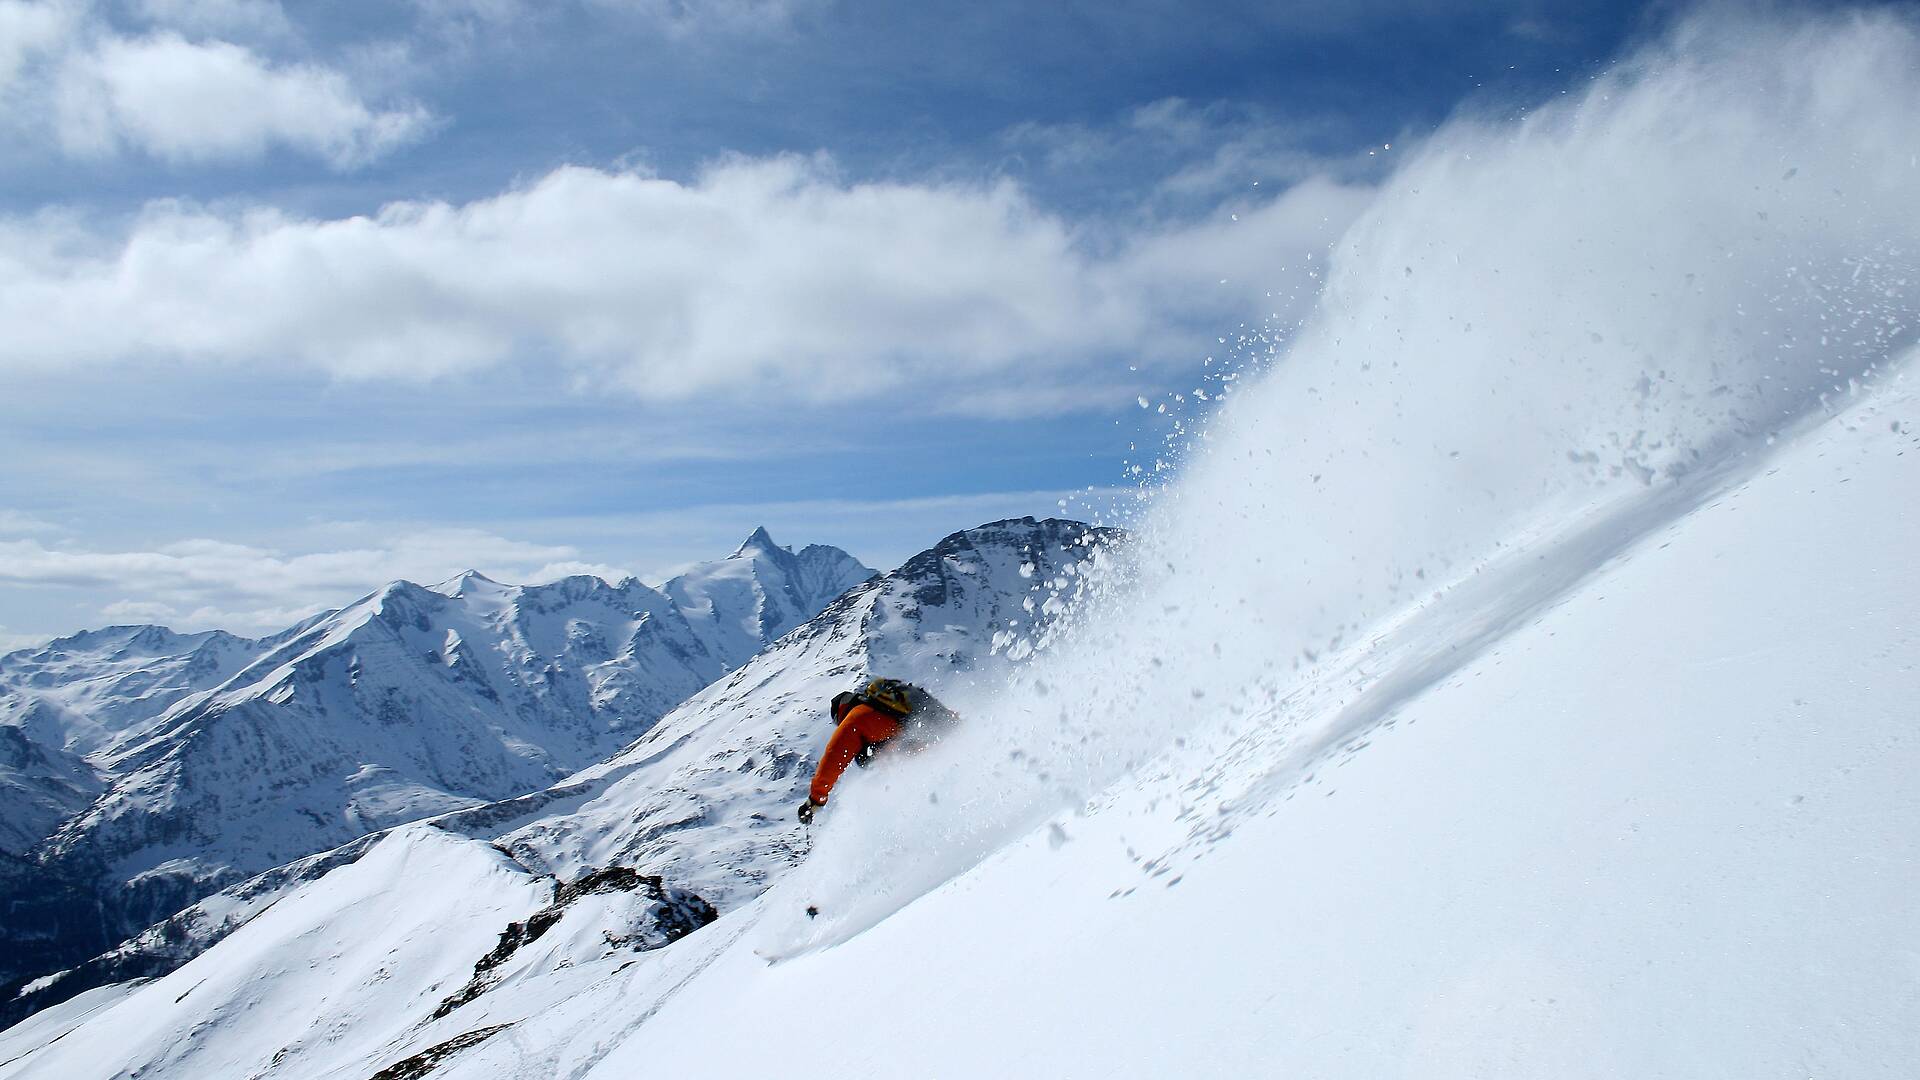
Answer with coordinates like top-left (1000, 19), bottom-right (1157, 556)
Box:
top-left (0, 529), bottom-right (874, 999)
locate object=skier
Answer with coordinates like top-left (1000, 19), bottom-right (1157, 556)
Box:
top-left (797, 678), bottom-right (956, 824)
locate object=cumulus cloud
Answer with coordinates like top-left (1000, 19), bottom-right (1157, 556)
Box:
top-left (0, 529), bottom-right (635, 633)
top-left (52, 32), bottom-right (432, 165)
top-left (0, 154), bottom-right (1371, 414)
top-left (0, 0), bottom-right (431, 168)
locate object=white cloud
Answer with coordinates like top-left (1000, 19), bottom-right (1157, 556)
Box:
top-left (410, 0), bottom-right (806, 43)
top-left (0, 1), bottom-right (431, 168)
top-left (52, 31), bottom-right (431, 166)
top-left (0, 154), bottom-right (1372, 415)
top-left (0, 528), bottom-right (602, 633)
top-left (525, 560), bottom-right (641, 584)
top-left (97, 598), bottom-right (179, 623)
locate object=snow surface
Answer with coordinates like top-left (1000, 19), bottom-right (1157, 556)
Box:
top-left (1, 826), bottom-right (549, 1080)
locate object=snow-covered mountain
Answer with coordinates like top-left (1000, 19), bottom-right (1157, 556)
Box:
top-left (0, 531), bottom-right (871, 1001)
top-left (0, 625), bottom-right (282, 763)
top-left (0, 626), bottom-right (287, 857)
top-left (0, 727), bottom-right (101, 857)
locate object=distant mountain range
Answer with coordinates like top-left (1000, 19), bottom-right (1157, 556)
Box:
top-left (0, 529), bottom-right (874, 996)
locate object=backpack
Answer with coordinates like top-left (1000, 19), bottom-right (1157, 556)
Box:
top-left (837, 678), bottom-right (960, 757)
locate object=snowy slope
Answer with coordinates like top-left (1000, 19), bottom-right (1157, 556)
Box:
top-left (0, 625), bottom-right (285, 760)
top-left (0, 728), bottom-right (100, 856)
top-left (0, 625), bottom-right (286, 855)
top-left (0, 826), bottom-right (554, 1080)
top-left (0, 531), bottom-right (870, 1005)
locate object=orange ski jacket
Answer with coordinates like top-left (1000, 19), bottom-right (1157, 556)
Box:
top-left (808, 702), bottom-right (901, 804)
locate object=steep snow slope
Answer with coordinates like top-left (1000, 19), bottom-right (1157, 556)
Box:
top-left (0, 827), bottom-right (553, 1080)
top-left (0, 728), bottom-right (100, 856)
top-left (0, 532), bottom-right (870, 1006)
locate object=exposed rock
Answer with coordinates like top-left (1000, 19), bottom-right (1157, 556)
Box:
top-left (367, 1023), bottom-right (514, 1080)
top-left (431, 866), bottom-right (715, 1020)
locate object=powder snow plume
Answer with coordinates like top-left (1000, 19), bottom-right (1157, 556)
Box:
top-left (764, 4), bottom-right (1920, 947)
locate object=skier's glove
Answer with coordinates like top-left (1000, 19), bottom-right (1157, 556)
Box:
top-left (797, 797), bottom-right (823, 825)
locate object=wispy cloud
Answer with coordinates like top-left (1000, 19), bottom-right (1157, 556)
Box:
top-left (126, 0), bottom-right (294, 41)
top-left (0, 509), bottom-right (60, 535)
top-left (0, 625), bottom-right (52, 653)
top-left (1002, 97), bottom-right (1399, 208)
top-left (0, 528), bottom-right (632, 634)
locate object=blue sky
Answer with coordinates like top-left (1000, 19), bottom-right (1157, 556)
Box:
top-left (0, 0), bottom-right (1659, 646)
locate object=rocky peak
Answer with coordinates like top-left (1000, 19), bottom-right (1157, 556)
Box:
top-left (730, 526), bottom-right (785, 561)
